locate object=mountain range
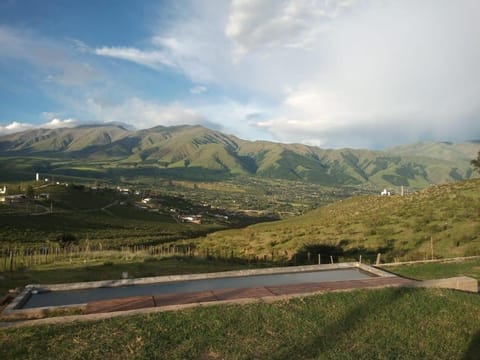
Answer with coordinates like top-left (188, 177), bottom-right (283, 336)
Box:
top-left (0, 124), bottom-right (478, 188)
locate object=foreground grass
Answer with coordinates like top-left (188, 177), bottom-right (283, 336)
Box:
top-left (385, 258), bottom-right (480, 281)
top-left (1, 287), bottom-right (479, 359)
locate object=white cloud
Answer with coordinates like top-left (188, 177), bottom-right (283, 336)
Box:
top-left (238, 0), bottom-right (480, 148)
top-left (0, 121), bottom-right (35, 135)
top-left (86, 97), bottom-right (207, 129)
top-left (91, 0), bottom-right (480, 147)
top-left (226, 0), bottom-right (355, 59)
top-left (82, 94), bottom-right (273, 141)
top-left (93, 5), bottom-right (230, 84)
top-left (94, 46), bottom-right (176, 70)
top-left (44, 118), bottom-right (77, 128)
top-left (0, 118), bottom-right (77, 135)
top-left (6, 1), bottom-right (479, 149)
top-left (189, 85), bottom-right (208, 94)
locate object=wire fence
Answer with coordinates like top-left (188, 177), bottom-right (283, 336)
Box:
top-left (1, 243), bottom-right (469, 272)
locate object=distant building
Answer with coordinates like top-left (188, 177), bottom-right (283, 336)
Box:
top-left (180, 215), bottom-right (202, 224)
top-left (381, 189), bottom-right (391, 196)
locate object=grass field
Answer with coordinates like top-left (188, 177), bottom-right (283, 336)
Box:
top-left (384, 257), bottom-right (480, 281)
top-left (0, 287), bottom-right (479, 359)
top-left (2, 257), bottom-right (480, 359)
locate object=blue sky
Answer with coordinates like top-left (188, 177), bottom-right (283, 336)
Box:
top-left (1, 0), bottom-right (479, 149)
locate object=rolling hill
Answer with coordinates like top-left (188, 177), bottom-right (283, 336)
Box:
top-left (194, 178), bottom-right (480, 262)
top-left (0, 124), bottom-right (478, 188)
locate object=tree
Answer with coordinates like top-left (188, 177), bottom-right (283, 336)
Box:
top-left (471, 150), bottom-right (480, 172)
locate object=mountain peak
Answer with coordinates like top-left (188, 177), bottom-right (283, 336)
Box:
top-left (0, 124), bottom-right (478, 188)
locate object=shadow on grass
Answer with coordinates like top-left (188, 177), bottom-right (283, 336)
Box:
top-left (270, 286), bottom-right (480, 359)
top-left (463, 329), bottom-right (480, 360)
top-left (271, 286), bottom-right (409, 359)
top-left (292, 242), bottom-right (397, 265)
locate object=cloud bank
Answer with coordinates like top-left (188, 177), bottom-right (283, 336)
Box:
top-left (2, 1), bottom-right (480, 149)
top-left (0, 118), bottom-right (77, 135)
top-left (225, 0), bottom-right (480, 148)
top-left (85, 97), bottom-right (206, 129)
top-left (90, 0), bottom-right (480, 147)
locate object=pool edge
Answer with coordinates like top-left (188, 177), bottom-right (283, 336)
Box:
top-left (2, 262), bottom-right (389, 316)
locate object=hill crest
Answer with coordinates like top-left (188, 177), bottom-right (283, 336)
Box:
top-left (0, 124), bottom-right (478, 188)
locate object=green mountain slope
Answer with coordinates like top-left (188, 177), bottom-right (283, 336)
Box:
top-left (0, 124), bottom-right (478, 188)
top-left (196, 178), bottom-right (480, 262)
top-left (0, 125), bottom-right (129, 153)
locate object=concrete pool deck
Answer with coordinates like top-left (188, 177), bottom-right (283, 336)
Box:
top-left (1, 262), bottom-right (477, 329)
top-left (85, 275), bottom-right (414, 314)
top-left (4, 263), bottom-right (389, 315)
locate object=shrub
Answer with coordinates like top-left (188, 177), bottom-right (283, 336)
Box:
top-left (56, 233), bottom-right (78, 248)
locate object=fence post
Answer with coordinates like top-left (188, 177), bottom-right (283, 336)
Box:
top-left (9, 251), bottom-right (14, 271)
top-left (430, 236), bottom-right (434, 260)
top-left (376, 253), bottom-right (381, 265)
top-left (318, 254), bottom-right (321, 264)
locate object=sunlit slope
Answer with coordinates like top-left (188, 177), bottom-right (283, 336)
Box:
top-left (0, 125), bottom-right (129, 153)
top-left (197, 178), bottom-right (480, 261)
top-left (0, 124), bottom-right (478, 187)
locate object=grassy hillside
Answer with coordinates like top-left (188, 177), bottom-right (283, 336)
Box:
top-left (193, 178), bottom-right (480, 262)
top-left (0, 124), bottom-right (478, 188)
top-left (0, 125), bottom-right (129, 153)
top-left (0, 184), bottom-right (260, 247)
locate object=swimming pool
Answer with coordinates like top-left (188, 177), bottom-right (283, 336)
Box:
top-left (5, 263), bottom-right (395, 314)
top-left (23, 268), bottom-right (375, 309)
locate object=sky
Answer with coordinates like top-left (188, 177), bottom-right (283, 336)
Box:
top-left (0, 0), bottom-right (479, 149)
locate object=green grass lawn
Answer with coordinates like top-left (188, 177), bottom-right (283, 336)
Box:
top-left (1, 287), bottom-right (479, 359)
top-left (1, 258), bottom-right (480, 359)
top-left (384, 257), bottom-right (480, 281)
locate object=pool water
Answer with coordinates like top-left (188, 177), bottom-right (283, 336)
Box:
top-left (22, 268), bottom-right (374, 309)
